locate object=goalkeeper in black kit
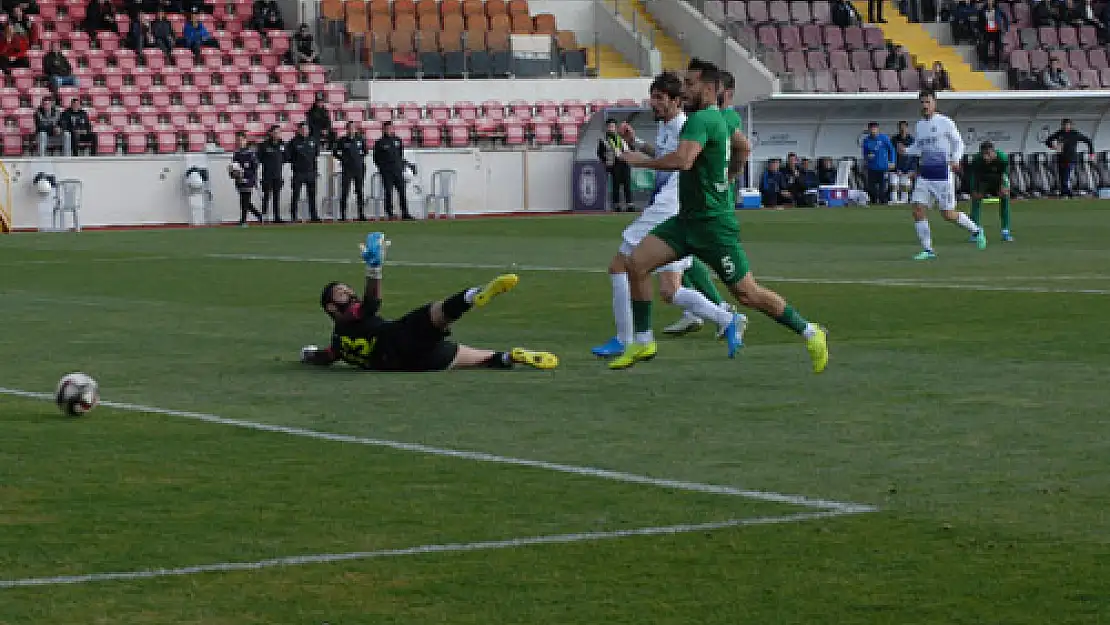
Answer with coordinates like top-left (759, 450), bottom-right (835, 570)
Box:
top-left (300, 233), bottom-right (559, 372)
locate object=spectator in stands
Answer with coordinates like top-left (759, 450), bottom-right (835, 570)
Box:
top-left (1046, 118), bottom-right (1094, 197)
top-left (59, 98), bottom-right (95, 155)
top-left (951, 0), bottom-right (977, 44)
top-left (1031, 0), bottom-right (1057, 26)
top-left (1071, 0), bottom-right (1099, 26)
top-left (83, 0), bottom-right (119, 35)
top-left (978, 0), bottom-right (1008, 70)
top-left (0, 24), bottom-right (29, 74)
top-left (817, 157), bottom-right (838, 185)
top-left (861, 121), bottom-right (895, 205)
top-left (373, 121), bottom-right (415, 220)
top-left (291, 23), bottom-right (319, 66)
top-left (128, 15), bottom-right (160, 53)
top-left (1042, 56), bottom-right (1072, 88)
top-left (1099, 2), bottom-right (1110, 43)
top-left (151, 10), bottom-right (176, 56)
top-left (7, 6), bottom-right (37, 44)
top-left (868, 0), bottom-right (885, 22)
top-left (306, 93), bottom-right (332, 146)
top-left (831, 0), bottom-right (863, 27)
top-left (34, 95), bottom-right (63, 155)
top-left (150, 0), bottom-right (183, 13)
top-left (42, 44), bottom-right (77, 93)
top-left (884, 44), bottom-right (909, 71)
top-left (183, 0), bottom-right (214, 15)
top-left (250, 0), bottom-right (284, 32)
top-left (759, 159), bottom-right (791, 208)
top-left (285, 122), bottom-right (321, 222)
top-left (256, 125), bottom-right (285, 223)
top-left (925, 61), bottom-right (951, 90)
top-left (1051, 0), bottom-right (1071, 23)
top-left (597, 118), bottom-right (633, 212)
top-left (2, 0), bottom-right (39, 16)
top-left (179, 14), bottom-right (217, 60)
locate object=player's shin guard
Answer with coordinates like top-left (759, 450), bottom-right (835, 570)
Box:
top-left (774, 304), bottom-right (816, 339)
top-left (483, 352), bottom-right (514, 369)
top-left (443, 289), bottom-right (476, 322)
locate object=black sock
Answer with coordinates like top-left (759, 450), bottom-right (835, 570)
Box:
top-left (483, 351), bottom-right (513, 369)
top-left (442, 289), bottom-right (473, 322)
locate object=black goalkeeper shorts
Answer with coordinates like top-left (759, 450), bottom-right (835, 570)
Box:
top-left (388, 303), bottom-right (459, 372)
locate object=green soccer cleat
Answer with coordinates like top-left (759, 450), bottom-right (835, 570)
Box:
top-left (913, 250), bottom-right (938, 261)
top-left (806, 326), bottom-right (829, 374)
top-left (473, 274), bottom-right (519, 307)
top-left (607, 341), bottom-right (658, 370)
top-left (975, 229), bottom-right (987, 250)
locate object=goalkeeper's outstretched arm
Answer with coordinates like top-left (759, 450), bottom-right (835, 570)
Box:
top-left (359, 232), bottom-right (390, 316)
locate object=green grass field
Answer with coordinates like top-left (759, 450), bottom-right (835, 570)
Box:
top-left (1, 201), bottom-right (1108, 624)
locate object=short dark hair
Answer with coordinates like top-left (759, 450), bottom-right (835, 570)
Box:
top-left (320, 282), bottom-right (340, 310)
top-left (868, 121), bottom-right (879, 128)
top-left (70, 98), bottom-right (79, 105)
top-left (649, 71), bottom-right (683, 99)
top-left (605, 118), bottom-right (618, 125)
top-left (787, 152), bottom-right (797, 158)
top-left (687, 57), bottom-right (723, 87)
top-left (268, 124), bottom-right (280, 133)
top-left (720, 70), bottom-right (736, 92)
top-left (1062, 118), bottom-right (1073, 125)
top-left (980, 140), bottom-right (995, 152)
top-left (382, 120), bottom-right (393, 128)
top-left (918, 88), bottom-right (937, 100)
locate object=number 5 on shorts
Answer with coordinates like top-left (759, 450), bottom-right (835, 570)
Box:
top-left (720, 255), bottom-right (736, 281)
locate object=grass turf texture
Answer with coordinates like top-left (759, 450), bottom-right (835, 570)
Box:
top-left (1, 201), bottom-right (1108, 623)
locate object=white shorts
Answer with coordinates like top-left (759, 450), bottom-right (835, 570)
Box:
top-left (911, 176), bottom-right (957, 211)
top-left (620, 210), bottom-right (692, 275)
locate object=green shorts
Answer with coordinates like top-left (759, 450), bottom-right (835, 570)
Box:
top-left (972, 173), bottom-right (1009, 196)
top-left (650, 215), bottom-right (750, 285)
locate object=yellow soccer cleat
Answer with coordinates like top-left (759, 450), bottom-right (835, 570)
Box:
top-left (607, 341), bottom-right (658, 370)
top-left (474, 273), bottom-right (520, 307)
top-left (511, 348), bottom-right (559, 370)
top-left (806, 326), bottom-right (829, 374)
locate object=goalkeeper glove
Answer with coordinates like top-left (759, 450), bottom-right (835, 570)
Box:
top-left (359, 232), bottom-right (390, 279)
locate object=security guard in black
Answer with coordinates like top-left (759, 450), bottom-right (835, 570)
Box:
top-left (333, 121), bottom-right (369, 221)
top-left (256, 125), bottom-right (285, 222)
top-left (372, 121), bottom-right (414, 220)
top-left (284, 122), bottom-right (321, 222)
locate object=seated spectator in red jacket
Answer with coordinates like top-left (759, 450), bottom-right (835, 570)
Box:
top-left (7, 6), bottom-right (39, 45)
top-left (0, 25), bottom-right (30, 75)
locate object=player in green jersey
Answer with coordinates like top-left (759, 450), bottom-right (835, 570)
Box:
top-left (967, 141), bottom-right (1013, 242)
top-left (664, 69), bottom-right (741, 336)
top-left (612, 58), bottom-right (829, 373)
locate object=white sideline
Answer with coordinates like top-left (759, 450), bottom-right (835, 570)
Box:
top-left (0, 387), bottom-right (875, 514)
top-left (0, 512), bottom-right (848, 589)
top-left (205, 253), bottom-right (1110, 296)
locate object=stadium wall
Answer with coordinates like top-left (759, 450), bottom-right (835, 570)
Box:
top-left (4, 148), bottom-right (574, 230)
top-left (360, 78), bottom-right (654, 106)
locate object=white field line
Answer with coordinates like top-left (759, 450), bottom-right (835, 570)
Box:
top-left (0, 255), bottom-right (174, 266)
top-left (0, 387), bottom-right (875, 514)
top-left (0, 511), bottom-right (849, 589)
top-left (204, 253), bottom-right (1110, 295)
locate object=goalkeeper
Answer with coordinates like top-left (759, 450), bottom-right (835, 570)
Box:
top-left (967, 141), bottom-right (1013, 242)
top-left (301, 233), bottom-right (559, 372)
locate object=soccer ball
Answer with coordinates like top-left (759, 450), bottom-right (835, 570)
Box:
top-left (55, 373), bottom-right (99, 417)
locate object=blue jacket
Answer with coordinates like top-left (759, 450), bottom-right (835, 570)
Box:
top-left (861, 133), bottom-right (896, 171)
top-left (759, 169), bottom-right (784, 193)
top-left (801, 169), bottom-right (819, 190)
top-left (182, 21), bottom-right (211, 46)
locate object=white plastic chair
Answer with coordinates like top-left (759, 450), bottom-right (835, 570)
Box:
top-left (53, 178), bottom-right (82, 232)
top-left (424, 169), bottom-right (458, 219)
top-left (368, 172), bottom-right (385, 220)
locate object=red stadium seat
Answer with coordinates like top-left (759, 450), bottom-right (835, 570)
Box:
top-left (445, 119), bottom-right (470, 147)
top-left (418, 119), bottom-right (442, 147)
top-left (125, 130), bottom-right (147, 154)
top-left (507, 99), bottom-right (532, 120)
top-left (531, 120), bottom-right (553, 145)
top-left (454, 100), bottom-right (479, 121)
top-left (482, 99), bottom-right (506, 120)
top-left (96, 132), bottom-right (117, 155)
top-left (557, 116), bottom-right (579, 144)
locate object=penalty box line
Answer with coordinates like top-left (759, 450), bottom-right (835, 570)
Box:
top-left (0, 387), bottom-right (876, 514)
top-left (0, 511), bottom-right (852, 589)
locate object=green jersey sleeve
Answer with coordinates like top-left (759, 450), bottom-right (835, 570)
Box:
top-left (997, 150), bottom-right (1009, 169)
top-left (679, 111), bottom-right (710, 147)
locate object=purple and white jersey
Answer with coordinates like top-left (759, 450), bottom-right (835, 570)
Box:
top-left (908, 113), bottom-right (964, 181)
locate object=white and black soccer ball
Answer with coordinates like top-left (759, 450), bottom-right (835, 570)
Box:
top-left (55, 372), bottom-right (99, 417)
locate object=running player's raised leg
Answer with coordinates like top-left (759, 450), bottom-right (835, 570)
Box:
top-left (451, 345), bottom-right (559, 370)
top-left (661, 262), bottom-right (739, 339)
top-left (607, 233), bottom-right (680, 369)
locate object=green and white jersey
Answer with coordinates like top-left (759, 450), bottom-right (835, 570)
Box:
top-left (678, 106), bottom-right (733, 221)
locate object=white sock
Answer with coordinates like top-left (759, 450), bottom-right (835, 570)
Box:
top-left (464, 287), bottom-right (480, 303)
top-left (672, 287), bottom-right (733, 327)
top-left (803, 323), bottom-right (819, 340)
top-left (634, 330), bottom-right (654, 343)
top-left (610, 273), bottom-right (634, 345)
top-left (955, 212), bottom-right (980, 233)
top-left (914, 220), bottom-right (933, 251)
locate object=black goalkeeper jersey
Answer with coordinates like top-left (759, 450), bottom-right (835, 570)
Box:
top-left (326, 298), bottom-right (457, 372)
top-left (328, 298), bottom-right (397, 370)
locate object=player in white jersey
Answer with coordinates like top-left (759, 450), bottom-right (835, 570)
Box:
top-left (906, 89), bottom-right (986, 260)
top-left (591, 72), bottom-right (739, 358)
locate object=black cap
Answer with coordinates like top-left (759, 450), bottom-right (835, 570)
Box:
top-left (868, 121), bottom-right (879, 128)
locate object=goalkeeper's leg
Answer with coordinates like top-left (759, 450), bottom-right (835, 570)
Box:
top-left (451, 345), bottom-right (559, 370)
top-left (427, 274), bottom-right (520, 330)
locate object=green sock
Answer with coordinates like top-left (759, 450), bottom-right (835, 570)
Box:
top-left (774, 304), bottom-right (809, 337)
top-left (1000, 196), bottom-right (1011, 231)
top-left (682, 259), bottom-right (724, 305)
top-left (631, 299), bottom-right (653, 335)
top-left (970, 197), bottom-right (982, 227)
